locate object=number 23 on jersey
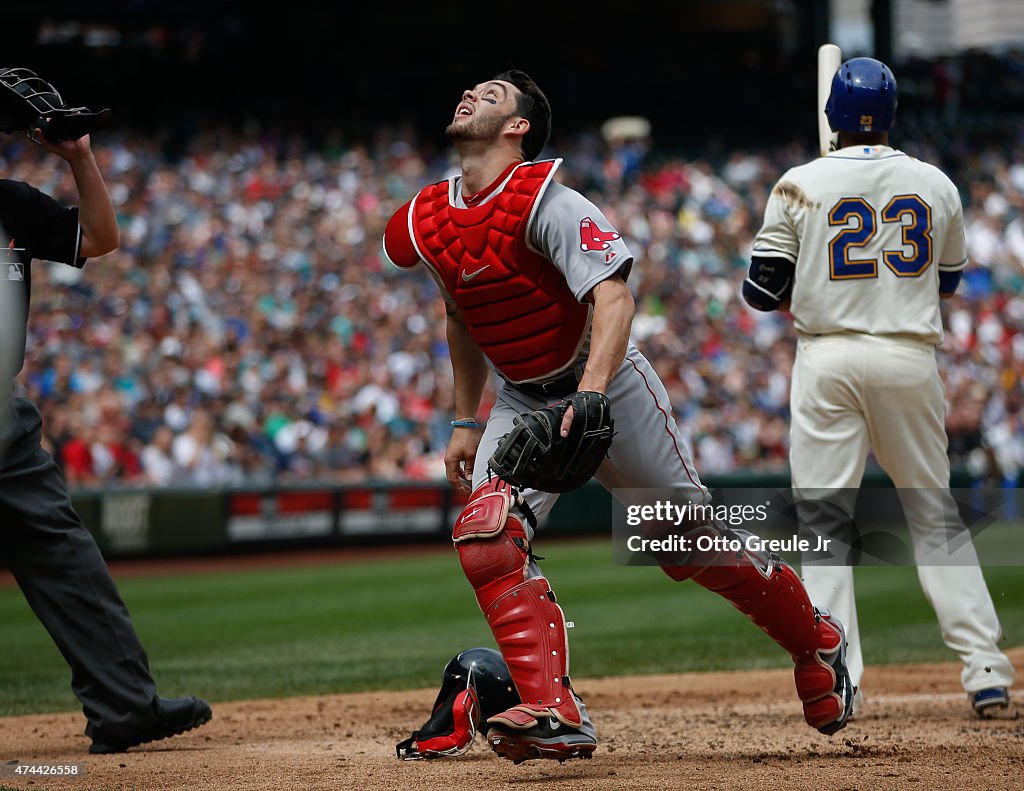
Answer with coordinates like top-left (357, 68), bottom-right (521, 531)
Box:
top-left (828, 195), bottom-right (932, 280)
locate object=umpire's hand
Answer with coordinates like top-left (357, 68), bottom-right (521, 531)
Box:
top-left (32, 127), bottom-right (92, 160)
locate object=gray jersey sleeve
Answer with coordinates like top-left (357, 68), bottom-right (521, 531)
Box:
top-left (529, 181), bottom-right (633, 301)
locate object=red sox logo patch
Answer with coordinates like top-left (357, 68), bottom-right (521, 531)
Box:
top-left (579, 216), bottom-right (620, 253)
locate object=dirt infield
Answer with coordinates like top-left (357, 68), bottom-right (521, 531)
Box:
top-left (1, 649), bottom-right (1021, 791)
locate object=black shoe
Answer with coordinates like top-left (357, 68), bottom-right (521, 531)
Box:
top-left (487, 696), bottom-right (597, 764)
top-left (89, 696), bottom-right (213, 754)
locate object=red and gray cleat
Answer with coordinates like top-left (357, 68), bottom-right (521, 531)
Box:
top-left (487, 695), bottom-right (597, 764)
top-left (795, 609), bottom-right (856, 736)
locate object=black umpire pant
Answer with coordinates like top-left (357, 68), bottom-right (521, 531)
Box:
top-left (1, 396), bottom-right (157, 739)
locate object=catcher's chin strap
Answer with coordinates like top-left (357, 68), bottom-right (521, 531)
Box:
top-left (660, 523), bottom-right (848, 731)
top-left (451, 478), bottom-right (583, 729)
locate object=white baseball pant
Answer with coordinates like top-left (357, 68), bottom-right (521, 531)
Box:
top-left (791, 332), bottom-right (1015, 693)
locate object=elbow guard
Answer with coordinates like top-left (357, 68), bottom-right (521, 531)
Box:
top-left (742, 279), bottom-right (783, 311)
top-left (939, 269), bottom-right (963, 296)
top-left (743, 256), bottom-right (795, 311)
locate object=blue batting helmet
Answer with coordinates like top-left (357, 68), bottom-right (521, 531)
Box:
top-left (825, 57), bottom-right (898, 133)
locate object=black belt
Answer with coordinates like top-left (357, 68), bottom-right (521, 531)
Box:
top-left (509, 370), bottom-right (580, 400)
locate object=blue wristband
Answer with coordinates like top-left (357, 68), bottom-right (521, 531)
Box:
top-left (451, 419), bottom-right (481, 429)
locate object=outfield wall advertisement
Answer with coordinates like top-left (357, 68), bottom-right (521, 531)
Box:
top-left (66, 472), bottom-right (1010, 562)
top-left (74, 484), bottom-right (478, 557)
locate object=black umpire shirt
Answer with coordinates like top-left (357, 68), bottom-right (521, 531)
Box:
top-left (0, 178), bottom-right (84, 384)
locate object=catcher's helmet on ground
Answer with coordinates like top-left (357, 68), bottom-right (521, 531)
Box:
top-left (825, 57), bottom-right (897, 134)
top-left (395, 647), bottom-right (520, 760)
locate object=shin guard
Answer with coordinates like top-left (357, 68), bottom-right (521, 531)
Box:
top-left (662, 527), bottom-right (852, 733)
top-left (453, 480), bottom-right (582, 729)
top-left (674, 556), bottom-right (829, 659)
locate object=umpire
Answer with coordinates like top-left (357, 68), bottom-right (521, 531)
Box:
top-left (0, 68), bottom-right (212, 753)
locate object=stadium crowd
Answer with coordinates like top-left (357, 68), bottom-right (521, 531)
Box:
top-left (9, 109), bottom-right (1024, 489)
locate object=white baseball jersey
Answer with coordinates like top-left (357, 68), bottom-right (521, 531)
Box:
top-left (764, 147), bottom-right (1016, 696)
top-left (752, 145), bottom-right (967, 344)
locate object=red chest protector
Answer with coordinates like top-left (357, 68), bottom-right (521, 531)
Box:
top-left (407, 160), bottom-right (589, 383)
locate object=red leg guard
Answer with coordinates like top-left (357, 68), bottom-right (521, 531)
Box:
top-left (452, 480), bottom-right (582, 729)
top-left (481, 576), bottom-right (581, 728)
top-left (793, 614), bottom-right (848, 733)
top-left (659, 524), bottom-right (825, 658)
top-left (686, 560), bottom-right (827, 659)
top-left (663, 539), bottom-right (851, 733)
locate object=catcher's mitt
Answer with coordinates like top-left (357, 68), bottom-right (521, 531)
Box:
top-left (488, 390), bottom-right (613, 493)
top-left (0, 67), bottom-right (110, 143)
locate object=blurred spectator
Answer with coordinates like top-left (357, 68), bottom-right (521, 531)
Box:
top-left (61, 417), bottom-right (96, 487)
top-left (983, 405), bottom-right (1024, 487)
top-left (171, 409), bottom-right (237, 486)
top-left (142, 425), bottom-right (176, 486)
top-left (91, 422), bottom-right (141, 482)
top-left (274, 419), bottom-right (327, 480)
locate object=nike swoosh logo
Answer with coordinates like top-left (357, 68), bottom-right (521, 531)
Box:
top-left (547, 717), bottom-right (561, 730)
top-left (462, 265), bottom-right (490, 281)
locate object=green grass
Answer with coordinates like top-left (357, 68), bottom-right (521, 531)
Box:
top-left (1, 538), bottom-right (1022, 716)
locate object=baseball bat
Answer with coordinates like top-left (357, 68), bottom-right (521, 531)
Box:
top-left (817, 43), bottom-right (842, 157)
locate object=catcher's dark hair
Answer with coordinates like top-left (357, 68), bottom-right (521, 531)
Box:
top-left (493, 69), bottom-right (551, 162)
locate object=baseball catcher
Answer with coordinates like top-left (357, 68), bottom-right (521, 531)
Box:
top-left (396, 648), bottom-right (519, 760)
top-left (385, 69), bottom-right (854, 764)
top-left (0, 67), bottom-right (110, 144)
top-left (488, 390), bottom-right (613, 493)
